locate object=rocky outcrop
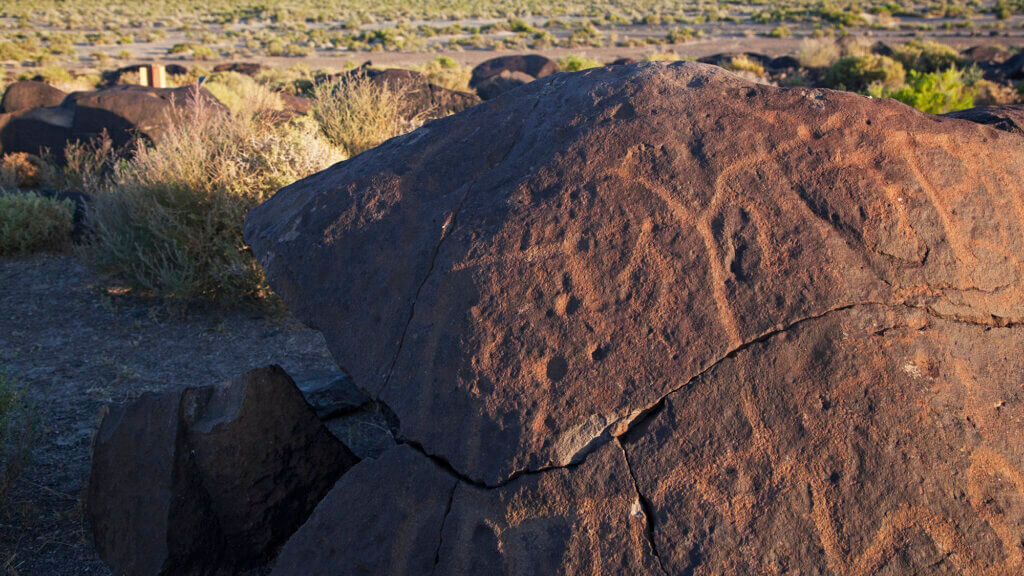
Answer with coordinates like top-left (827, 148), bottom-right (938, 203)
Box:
top-left (247, 61), bottom-right (1024, 573)
top-left (0, 81), bottom-right (67, 113)
top-left (0, 84), bottom-right (221, 158)
top-left (66, 84), bottom-right (224, 148)
top-left (88, 365), bottom-right (356, 575)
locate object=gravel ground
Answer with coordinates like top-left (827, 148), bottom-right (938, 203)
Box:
top-left (0, 254), bottom-right (338, 575)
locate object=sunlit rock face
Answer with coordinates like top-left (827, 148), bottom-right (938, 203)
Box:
top-left (247, 62), bottom-right (1024, 574)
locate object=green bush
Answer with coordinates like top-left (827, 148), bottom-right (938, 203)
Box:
top-left (824, 54), bottom-right (905, 91)
top-left (0, 192), bottom-right (74, 256)
top-left (892, 40), bottom-right (961, 73)
top-left (870, 68), bottom-right (977, 114)
top-left (85, 99), bottom-right (339, 304)
top-left (558, 54), bottom-right (602, 72)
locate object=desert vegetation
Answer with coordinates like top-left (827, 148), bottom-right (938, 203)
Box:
top-left (2, 3), bottom-right (1024, 572)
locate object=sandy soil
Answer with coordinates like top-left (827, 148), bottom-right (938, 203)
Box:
top-left (0, 254), bottom-right (338, 575)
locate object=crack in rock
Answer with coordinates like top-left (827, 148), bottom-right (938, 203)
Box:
top-left (431, 481), bottom-right (458, 574)
top-left (386, 298), bottom-right (1021, 489)
top-left (377, 90), bottom-right (546, 399)
top-left (618, 438), bottom-right (669, 576)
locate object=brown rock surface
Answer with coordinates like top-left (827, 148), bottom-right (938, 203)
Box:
top-left (88, 365), bottom-right (356, 575)
top-left (0, 80), bottom-right (67, 113)
top-left (66, 84), bottom-right (224, 148)
top-left (247, 62), bottom-right (1024, 571)
top-left (271, 445), bottom-right (456, 576)
top-left (469, 54), bottom-right (560, 88)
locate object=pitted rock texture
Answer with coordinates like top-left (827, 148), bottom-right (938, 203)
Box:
top-left (247, 62), bottom-right (1024, 485)
top-left (622, 304), bottom-right (1024, 575)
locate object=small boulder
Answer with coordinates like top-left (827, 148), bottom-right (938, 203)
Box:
top-left (469, 54), bottom-right (559, 89)
top-left (1003, 52), bottom-right (1024, 80)
top-left (213, 62), bottom-right (264, 76)
top-left (0, 81), bottom-right (67, 113)
top-left (88, 365), bottom-right (357, 575)
top-left (474, 70), bottom-right (535, 100)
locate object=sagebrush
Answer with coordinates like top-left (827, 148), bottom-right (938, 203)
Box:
top-left (0, 191), bottom-right (74, 256)
top-left (85, 96), bottom-right (339, 303)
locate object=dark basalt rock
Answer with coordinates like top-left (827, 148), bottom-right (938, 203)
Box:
top-left (247, 62), bottom-right (1024, 573)
top-left (66, 84), bottom-right (225, 148)
top-left (474, 70), bottom-right (535, 100)
top-left (0, 80), bottom-right (67, 113)
top-left (469, 54), bottom-right (559, 89)
top-left (88, 365), bottom-right (356, 575)
top-left (944, 104), bottom-right (1024, 134)
top-left (213, 62), bottom-right (264, 76)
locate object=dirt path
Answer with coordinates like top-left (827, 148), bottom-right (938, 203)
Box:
top-left (0, 254), bottom-right (337, 575)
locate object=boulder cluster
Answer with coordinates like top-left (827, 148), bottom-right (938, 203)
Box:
top-left (91, 61), bottom-right (1024, 574)
top-left (0, 81), bottom-right (223, 159)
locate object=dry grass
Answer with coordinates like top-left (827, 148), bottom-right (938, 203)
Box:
top-left (415, 56), bottom-right (471, 92)
top-left (799, 38), bottom-right (841, 68)
top-left (311, 73), bottom-right (423, 158)
top-left (84, 96), bottom-right (340, 304)
top-left (203, 71), bottom-right (284, 117)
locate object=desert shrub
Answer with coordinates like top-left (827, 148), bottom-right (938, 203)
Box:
top-left (311, 73), bottom-right (422, 158)
top-left (768, 24), bottom-right (792, 38)
top-left (203, 71), bottom-right (284, 117)
top-left (870, 68), bottom-right (977, 113)
top-left (0, 153), bottom-right (42, 189)
top-left (85, 99), bottom-right (340, 303)
top-left (725, 55), bottom-right (766, 76)
top-left (799, 38), bottom-right (841, 68)
top-left (892, 40), bottom-right (961, 73)
top-left (0, 371), bottom-right (33, 507)
top-left (416, 56), bottom-right (471, 91)
top-left (0, 191), bottom-right (74, 256)
top-left (558, 54), bottom-right (602, 72)
top-left (824, 54), bottom-right (905, 91)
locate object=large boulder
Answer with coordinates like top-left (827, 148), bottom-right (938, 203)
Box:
top-left (66, 84), bottom-right (225, 148)
top-left (88, 365), bottom-right (356, 575)
top-left (0, 106), bottom-right (74, 158)
top-left (247, 62), bottom-right (1024, 572)
top-left (469, 54), bottom-right (560, 90)
top-left (0, 80), bottom-right (67, 113)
